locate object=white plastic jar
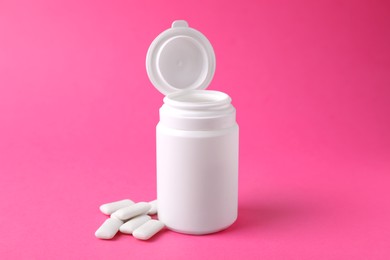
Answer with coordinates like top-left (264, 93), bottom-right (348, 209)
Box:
top-left (146, 21), bottom-right (239, 235)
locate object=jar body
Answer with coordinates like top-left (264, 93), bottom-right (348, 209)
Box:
top-left (156, 90), bottom-right (239, 235)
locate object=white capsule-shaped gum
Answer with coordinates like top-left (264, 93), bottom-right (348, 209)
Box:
top-left (119, 214), bottom-right (151, 234)
top-left (112, 202), bottom-right (151, 221)
top-left (110, 212), bottom-right (122, 220)
top-left (99, 199), bottom-right (134, 215)
top-left (95, 217), bottom-right (123, 239)
top-left (147, 200), bottom-right (158, 215)
top-left (133, 219), bottom-right (165, 240)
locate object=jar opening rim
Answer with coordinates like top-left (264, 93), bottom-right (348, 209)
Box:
top-left (164, 90), bottom-right (231, 108)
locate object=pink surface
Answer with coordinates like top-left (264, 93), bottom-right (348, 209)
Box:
top-left (1, 0), bottom-right (390, 259)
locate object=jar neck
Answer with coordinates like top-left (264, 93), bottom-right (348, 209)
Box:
top-left (160, 90), bottom-right (236, 131)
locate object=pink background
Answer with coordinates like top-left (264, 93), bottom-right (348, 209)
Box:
top-left (1, 0), bottom-right (389, 259)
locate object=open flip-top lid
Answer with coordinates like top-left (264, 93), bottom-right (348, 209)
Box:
top-left (146, 20), bottom-right (216, 95)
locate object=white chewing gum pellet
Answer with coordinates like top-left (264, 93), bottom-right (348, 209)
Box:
top-left (147, 200), bottom-right (158, 215)
top-left (99, 199), bottom-right (134, 215)
top-left (119, 215), bottom-right (151, 234)
top-left (110, 213), bottom-right (122, 220)
top-left (133, 220), bottom-right (165, 240)
top-left (112, 202), bottom-right (151, 221)
top-left (95, 218), bottom-right (123, 239)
